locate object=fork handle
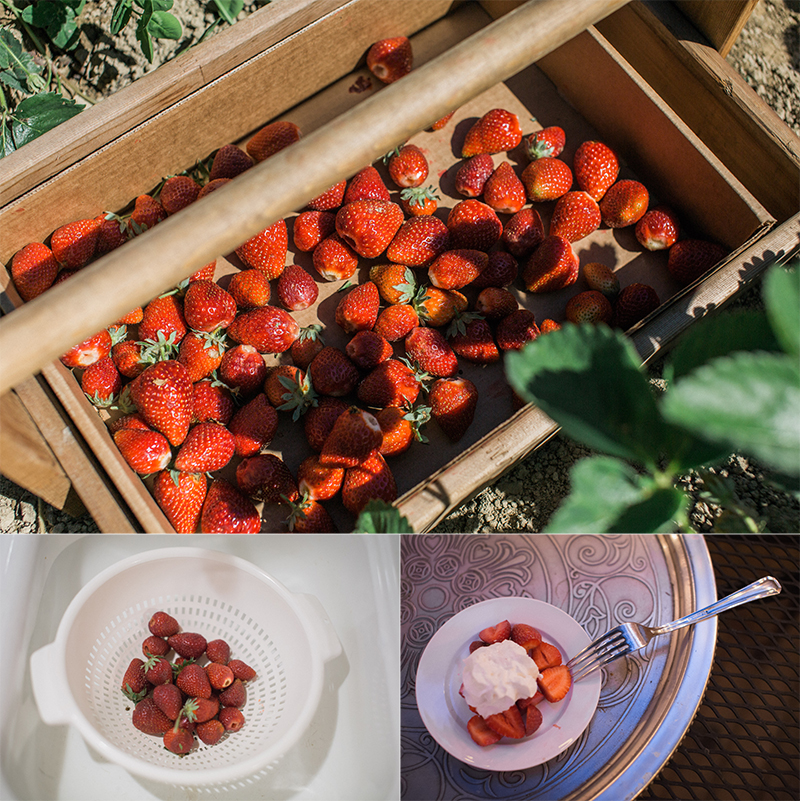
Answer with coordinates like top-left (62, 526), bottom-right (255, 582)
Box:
top-left (652, 576), bottom-right (782, 636)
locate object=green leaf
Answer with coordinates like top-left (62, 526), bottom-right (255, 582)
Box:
top-left (111, 0), bottom-right (134, 35)
top-left (1, 120), bottom-right (17, 158)
top-left (505, 324), bottom-right (666, 469)
top-left (213, 0), bottom-right (244, 26)
top-left (763, 265), bottom-right (799, 358)
top-left (21, 1), bottom-right (82, 51)
top-left (136, 1), bottom-right (155, 63)
top-left (0, 29), bottom-right (46, 93)
top-left (662, 351), bottom-right (800, 477)
top-left (10, 92), bottom-right (83, 148)
top-left (147, 10), bottom-right (182, 40)
top-left (353, 500), bottom-right (414, 533)
top-left (607, 486), bottom-right (688, 533)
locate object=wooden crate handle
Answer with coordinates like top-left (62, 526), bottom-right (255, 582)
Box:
top-left (0, 0), bottom-right (627, 398)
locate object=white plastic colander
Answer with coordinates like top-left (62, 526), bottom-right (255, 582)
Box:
top-left (29, 546), bottom-right (342, 786)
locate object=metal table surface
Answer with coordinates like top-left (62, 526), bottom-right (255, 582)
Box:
top-left (401, 534), bottom-right (719, 800)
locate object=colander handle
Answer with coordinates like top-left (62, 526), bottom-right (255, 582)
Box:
top-left (30, 642), bottom-right (74, 726)
top-left (295, 593), bottom-right (342, 662)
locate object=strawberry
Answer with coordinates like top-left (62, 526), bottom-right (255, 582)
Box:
top-left (537, 664), bottom-right (571, 703)
top-left (472, 250), bottom-right (519, 288)
top-left (599, 179), bottom-right (649, 228)
top-left (286, 494), bottom-right (336, 532)
top-left (430, 110), bottom-right (456, 130)
top-left (343, 165), bottom-right (391, 203)
top-left (205, 639), bottom-right (231, 665)
top-left (319, 406), bottom-right (383, 467)
top-left (128, 194), bottom-right (167, 234)
top-left (373, 303), bottom-right (419, 341)
top-left (357, 358), bottom-right (421, 408)
top-left (176, 662), bottom-right (212, 699)
top-left (539, 318), bottom-right (561, 334)
top-left (152, 469), bottom-right (207, 534)
top-left (346, 329), bottom-right (393, 370)
top-left (483, 161), bottom-right (526, 214)
top-left (377, 404), bottom-right (429, 456)
top-left (235, 219), bottom-right (288, 279)
top-left (510, 623), bottom-right (541, 650)
top-left (218, 707), bottom-right (246, 732)
top-left (573, 140), bottom-right (619, 200)
top-left (210, 143), bottom-right (253, 180)
top-left (524, 125), bottom-right (566, 160)
top-left (168, 631), bottom-right (207, 659)
top-left (50, 217), bottom-right (100, 269)
top-left (454, 153), bottom-right (494, 197)
top-left (341, 450), bottom-right (397, 514)
top-left (308, 346), bottom-right (359, 397)
top-left (335, 281), bottom-right (381, 333)
top-left (635, 205), bottom-right (680, 250)
top-left (475, 286), bottom-right (518, 320)
top-left (386, 215), bottom-right (450, 267)
top-left (501, 208), bottom-right (545, 260)
top-left (218, 344), bottom-right (268, 397)
top-left (152, 683), bottom-right (184, 720)
top-left (129, 359), bottom-right (193, 446)
top-left (386, 143), bottom-right (428, 188)
top-left (290, 324), bottom-right (325, 368)
top-left (522, 703), bottom-right (543, 736)
top-left (132, 696), bottom-right (173, 735)
top-left (667, 239), bottom-right (728, 285)
top-left (428, 249), bottom-right (488, 290)
top-left (227, 393), bottom-right (279, 457)
top-left (60, 329), bottom-right (113, 368)
top-left (113, 427), bottom-right (172, 474)
top-left (277, 264), bottom-right (320, 310)
top-left (448, 317), bottom-right (499, 364)
top-left (228, 659), bottom-right (257, 682)
top-left (370, 263), bottom-right (417, 305)
top-left (479, 620), bottom-right (512, 644)
top-left (188, 261), bottom-right (217, 283)
top-left (192, 379), bottom-right (235, 425)
top-left (143, 654), bottom-right (173, 685)
top-left (399, 185), bottom-right (439, 216)
top-left (521, 157), bottom-right (572, 201)
top-left (565, 290), bottom-right (613, 325)
top-left (245, 120), bottom-right (301, 163)
top-left (228, 268), bottom-right (271, 309)
top-left (297, 454), bottom-right (345, 501)
top-left (414, 286), bottom-right (467, 327)
top-left (312, 233), bottom-right (359, 281)
top-left (160, 175), bottom-right (201, 215)
top-left (308, 179), bottom-right (347, 211)
top-left (196, 177), bottom-right (230, 199)
top-left (429, 377), bottom-right (478, 441)
top-left (142, 635), bottom-right (169, 658)
top-left (196, 719), bottom-right (226, 745)
top-left (149, 611), bottom-right (180, 637)
top-left (485, 705), bottom-right (526, 739)
top-left (293, 210), bottom-right (337, 251)
top-left (81, 355), bottom-right (122, 407)
top-left (304, 396), bottom-right (348, 452)
top-left (174, 422), bottom-right (235, 472)
top-left (201, 478), bottom-right (261, 532)
top-left (227, 305), bottom-right (299, 353)
top-left (264, 364), bottom-right (313, 415)
top-left (183, 280), bottom-right (237, 332)
top-left (446, 200), bottom-right (502, 251)
top-left (495, 309), bottom-right (540, 351)
top-left (95, 213), bottom-right (129, 255)
top-left (583, 261), bottom-right (620, 299)
top-left (531, 641), bottom-right (562, 670)
top-left (10, 242), bottom-right (59, 301)
top-left (462, 108), bottom-right (522, 157)
top-left (612, 282), bottom-right (660, 329)
top-left (517, 692), bottom-right (544, 709)
top-left (205, 663), bottom-right (234, 691)
top-left (549, 191), bottom-right (602, 242)
top-left (138, 294), bottom-right (187, 344)
top-left (121, 658), bottom-right (147, 700)
top-left (366, 36), bottom-right (412, 83)
top-left (191, 696), bottom-right (221, 724)
top-left (467, 714), bottom-right (502, 747)
top-left (405, 326), bottom-right (458, 377)
top-left (335, 199), bottom-right (404, 258)
top-left (522, 235), bottom-right (579, 293)
top-left (113, 306), bottom-right (144, 326)
top-left (178, 330), bottom-right (225, 382)
top-left (235, 453), bottom-right (299, 504)
top-left (163, 725), bottom-right (195, 755)
top-left (108, 412), bottom-right (151, 434)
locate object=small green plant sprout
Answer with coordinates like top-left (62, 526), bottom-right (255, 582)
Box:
top-left (110, 0), bottom-right (183, 63)
top-left (505, 263), bottom-right (799, 533)
top-left (354, 499), bottom-right (415, 533)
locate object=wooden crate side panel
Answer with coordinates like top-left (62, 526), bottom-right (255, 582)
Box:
top-left (674, 0), bottom-right (759, 56)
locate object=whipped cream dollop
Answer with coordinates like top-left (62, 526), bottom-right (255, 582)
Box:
top-left (461, 639), bottom-right (540, 718)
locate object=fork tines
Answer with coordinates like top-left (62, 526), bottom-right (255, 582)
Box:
top-left (566, 627), bottom-right (629, 682)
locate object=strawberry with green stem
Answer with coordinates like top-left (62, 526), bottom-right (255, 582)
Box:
top-left (399, 186), bottom-right (439, 217)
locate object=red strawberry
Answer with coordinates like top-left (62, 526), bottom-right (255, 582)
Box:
top-left (304, 396), bottom-right (348, 452)
top-left (10, 242), bottom-right (59, 301)
top-left (341, 450), bottom-right (397, 514)
top-left (218, 344), bottom-right (268, 397)
top-left (430, 110), bottom-right (455, 130)
top-left (108, 412), bottom-right (151, 435)
top-left (183, 280), bottom-right (236, 332)
top-left (235, 219), bottom-right (288, 279)
top-left (228, 393), bottom-right (279, 457)
top-left (228, 659), bottom-right (257, 682)
top-left (370, 263), bottom-right (417, 305)
top-left (373, 303), bottom-right (419, 341)
top-left (60, 329), bottom-right (112, 368)
top-left (335, 281), bottom-right (381, 333)
top-left (479, 619), bottom-right (512, 643)
top-left (343, 165), bottom-right (391, 203)
top-left (95, 213), bottom-right (129, 255)
top-left (386, 215), bottom-right (450, 267)
top-left (346, 329), bottom-right (393, 370)
top-left (196, 177), bottom-right (230, 199)
top-left (189, 261), bottom-right (217, 283)
top-left (366, 36), bottom-right (412, 83)
top-left (81, 355), bottom-right (122, 407)
top-left (386, 143), bottom-right (428, 188)
top-left (599, 179), bottom-right (649, 228)
top-left (667, 239), bottom-right (728, 285)
top-left (246, 120), bottom-right (301, 162)
top-left (132, 696), bottom-right (172, 735)
top-left (510, 623), bottom-right (541, 650)
top-left (113, 306), bottom-right (144, 326)
top-left (485, 705), bottom-right (526, 739)
top-left (573, 140), bottom-right (619, 200)
top-left (522, 704), bottom-right (543, 736)
top-left (495, 309), bottom-right (540, 352)
top-left (524, 125), bottom-right (566, 160)
top-left (501, 208), bottom-right (545, 259)
top-left (192, 379), bottom-right (235, 425)
top-left (152, 470), bottom-right (207, 534)
top-left (163, 725), bottom-right (195, 755)
top-left (142, 636), bottom-right (169, 657)
top-left (531, 641), bottom-right (562, 670)
top-left (128, 194), bottom-right (167, 234)
top-left (168, 631), bottom-right (207, 659)
top-left (461, 108), bottom-right (522, 156)
top-left (227, 305), bottom-right (299, 353)
top-left (537, 664), bottom-right (572, 703)
top-left (446, 200), bottom-right (502, 251)
top-left (178, 330), bottom-right (225, 382)
top-left (176, 662), bottom-right (212, 699)
top-left (174, 422), bottom-right (235, 472)
top-left (197, 719), bottom-right (226, 745)
top-left (286, 494), bottom-right (336, 532)
top-left (228, 269), bottom-right (271, 309)
top-left (210, 143), bottom-right (253, 180)
top-left (319, 406), bottom-right (383, 467)
top-left (219, 677), bottom-right (247, 708)
top-left (565, 290), bottom-right (613, 325)
top-left (50, 217), bottom-right (100, 269)
top-left (483, 162), bottom-right (526, 214)
top-left (357, 358), bottom-right (421, 408)
top-left (152, 683), bottom-right (184, 720)
top-left (583, 262), bottom-right (620, 299)
top-left (522, 235), bottom-right (579, 293)
top-left (454, 153), bottom-right (494, 198)
top-left (405, 326), bottom-right (458, 377)
top-left (190, 696), bottom-right (220, 724)
top-left (635, 205), bottom-right (680, 250)
top-left (312, 233), bottom-right (359, 281)
top-left (428, 249), bottom-right (488, 290)
top-left (235, 453), bottom-right (299, 504)
top-left (399, 185), bottom-right (439, 216)
top-left (121, 658), bottom-right (147, 700)
top-left (467, 714), bottom-right (502, 747)
top-left (549, 191), bottom-right (602, 242)
top-left (205, 663), bottom-right (235, 691)
top-left (218, 707), bottom-right (246, 732)
top-left (308, 179), bottom-right (347, 211)
top-left (149, 611), bottom-right (180, 638)
top-left (264, 364), bottom-right (313, 414)
top-left (204, 639), bottom-right (230, 665)
top-left (612, 282), bottom-right (660, 329)
top-left (275, 264), bottom-right (318, 310)
top-left (475, 287), bottom-right (518, 320)
top-left (521, 157), bottom-right (572, 201)
top-left (414, 286), bottom-right (467, 327)
top-left (297, 454), bottom-right (345, 501)
top-left (308, 346), bottom-right (359, 397)
top-left (113, 427), bottom-right (172, 474)
top-left (517, 692), bottom-right (545, 709)
top-left (448, 317), bottom-right (499, 364)
top-left (472, 250), bottom-right (519, 289)
top-left (160, 175), bottom-right (201, 215)
top-left (138, 294), bottom-right (187, 344)
top-left (290, 324), bottom-right (325, 368)
top-left (201, 478), bottom-right (261, 533)
top-left (143, 654), bottom-right (173, 685)
top-left (376, 404), bottom-right (429, 456)
top-left (429, 377), bottom-right (478, 441)
top-left (129, 359), bottom-right (193, 446)
top-left (335, 199), bottom-right (404, 258)
top-left (293, 210), bottom-right (337, 251)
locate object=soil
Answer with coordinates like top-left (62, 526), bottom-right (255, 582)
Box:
top-left (0, 0), bottom-right (798, 533)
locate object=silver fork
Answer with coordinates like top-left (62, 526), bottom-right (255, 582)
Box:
top-left (566, 575), bottom-right (782, 682)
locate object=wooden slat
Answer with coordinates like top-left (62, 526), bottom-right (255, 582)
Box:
top-left (674, 0), bottom-right (759, 57)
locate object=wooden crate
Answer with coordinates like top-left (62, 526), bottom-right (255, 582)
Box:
top-left (0, 0), bottom-right (796, 533)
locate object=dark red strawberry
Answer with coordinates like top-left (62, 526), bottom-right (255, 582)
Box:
top-left (474, 287), bottom-right (517, 320)
top-left (565, 290), bottom-right (613, 325)
top-left (196, 719), bottom-right (226, 745)
top-left (319, 406), bottom-right (383, 467)
top-left (573, 140), bottom-right (619, 200)
top-left (446, 200), bottom-right (502, 251)
top-left (461, 108), bottom-right (522, 157)
top-left (205, 639), bottom-right (231, 665)
top-left (132, 696), bottom-right (172, 735)
top-left (200, 479), bottom-right (261, 533)
top-left (219, 678), bottom-right (247, 708)
top-left (286, 494), bottom-right (337, 532)
top-left (143, 654), bottom-right (173, 686)
top-left (667, 239), bottom-right (728, 285)
top-left (95, 213), bottom-right (129, 255)
top-left (168, 631), bottom-right (207, 659)
top-left (235, 453), bottom-right (299, 504)
top-left (366, 36), bottom-right (412, 83)
top-left (152, 470), bottom-right (207, 534)
top-left (346, 329), bottom-right (393, 370)
top-left (245, 120), bottom-right (301, 163)
top-left (121, 658), bottom-right (147, 701)
top-left (227, 659), bottom-right (257, 682)
top-left (429, 377), bottom-right (478, 441)
top-left (454, 153), bottom-right (494, 197)
top-left (495, 309), bottom-right (540, 352)
top-left (218, 707), bottom-right (246, 732)
top-left (308, 346), bottom-right (359, 397)
top-left (210, 143), bottom-right (253, 180)
top-left (448, 317), bottom-right (499, 364)
top-left (304, 396), bottom-right (349, 452)
top-left (612, 282), bottom-right (660, 329)
top-left (471, 250), bottom-right (519, 289)
top-left (522, 235), bottom-right (579, 293)
top-left (227, 393), bottom-right (279, 457)
top-left (205, 662), bottom-right (234, 691)
top-left (128, 194), bottom-right (167, 234)
top-left (176, 663), bottom-right (212, 699)
top-left (405, 326), bottom-right (458, 377)
top-left (149, 610), bottom-right (180, 637)
top-left (290, 324), bottom-right (325, 369)
top-left (152, 682), bottom-right (184, 721)
top-left (163, 725), bottom-right (195, 755)
top-left (356, 358), bottom-right (421, 408)
top-left (160, 175), bottom-right (201, 215)
top-left (341, 450), bottom-right (397, 514)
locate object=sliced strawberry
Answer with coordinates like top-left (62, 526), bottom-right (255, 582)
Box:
top-left (522, 703), bottom-right (543, 736)
top-left (510, 623), bottom-right (541, 651)
top-left (537, 664), bottom-right (572, 703)
top-left (478, 619), bottom-right (512, 644)
top-left (516, 691), bottom-right (545, 709)
top-left (484, 705), bottom-right (526, 739)
top-left (467, 714), bottom-right (502, 747)
top-left (531, 641), bottom-right (563, 671)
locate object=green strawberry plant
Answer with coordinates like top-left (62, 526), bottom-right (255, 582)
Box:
top-left (506, 263), bottom-right (799, 533)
